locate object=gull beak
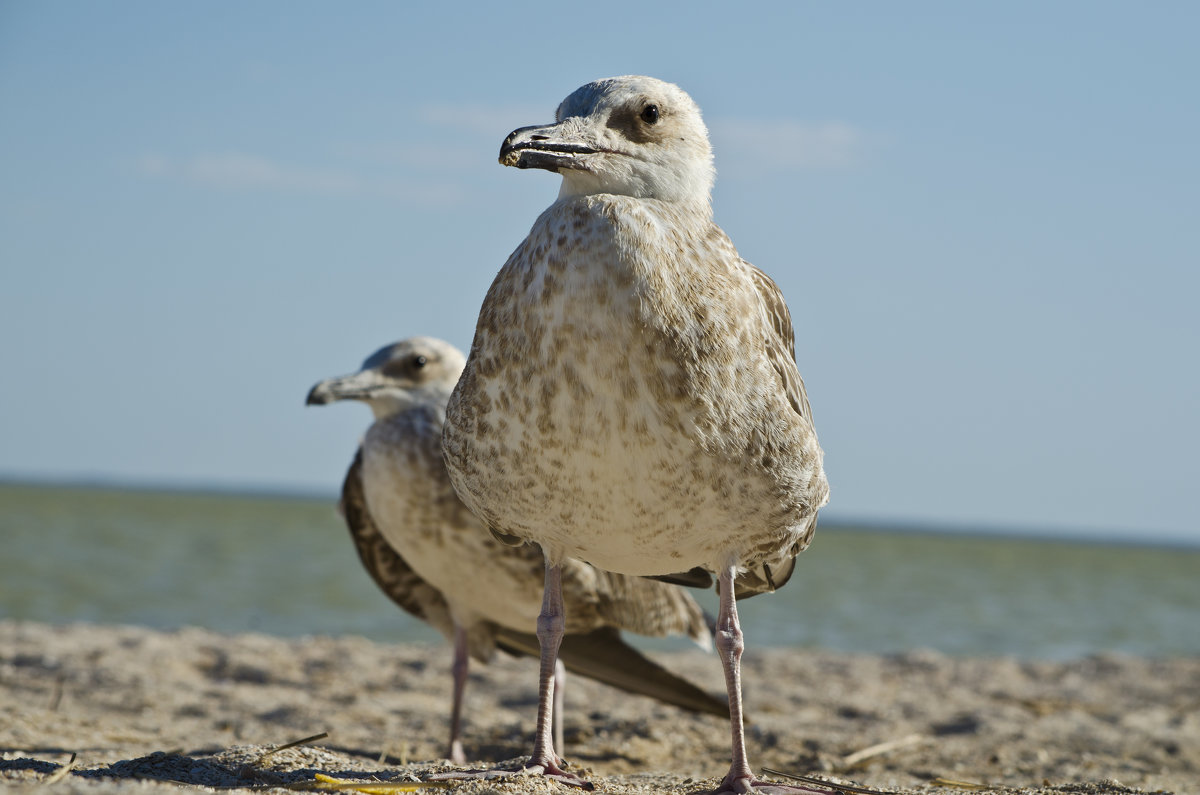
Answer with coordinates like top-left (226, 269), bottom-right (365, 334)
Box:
top-left (305, 371), bottom-right (380, 406)
top-left (499, 122), bottom-right (597, 172)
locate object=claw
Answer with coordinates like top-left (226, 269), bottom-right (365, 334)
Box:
top-left (428, 766), bottom-right (592, 791)
top-left (427, 756), bottom-right (593, 791)
top-left (713, 776), bottom-right (836, 795)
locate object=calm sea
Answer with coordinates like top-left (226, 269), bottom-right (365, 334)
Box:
top-left (1, 482), bottom-right (1196, 660)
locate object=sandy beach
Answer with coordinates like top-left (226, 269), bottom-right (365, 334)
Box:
top-left (2, 620), bottom-right (1196, 794)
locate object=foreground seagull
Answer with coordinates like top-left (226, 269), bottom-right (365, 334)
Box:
top-left (306, 336), bottom-right (726, 763)
top-left (443, 77), bottom-right (829, 792)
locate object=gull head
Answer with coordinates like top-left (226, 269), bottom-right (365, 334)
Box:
top-left (499, 75), bottom-right (714, 204)
top-left (306, 337), bottom-right (466, 420)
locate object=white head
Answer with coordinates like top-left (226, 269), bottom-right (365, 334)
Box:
top-left (499, 76), bottom-right (715, 206)
top-left (306, 337), bottom-right (467, 420)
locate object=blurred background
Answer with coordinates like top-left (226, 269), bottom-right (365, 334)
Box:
top-left (2, 1), bottom-right (1196, 658)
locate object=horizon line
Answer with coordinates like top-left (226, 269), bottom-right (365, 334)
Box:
top-left (3, 473), bottom-right (1196, 552)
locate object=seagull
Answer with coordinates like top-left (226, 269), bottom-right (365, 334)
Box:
top-left (442, 76), bottom-right (829, 793)
top-left (306, 336), bottom-right (727, 764)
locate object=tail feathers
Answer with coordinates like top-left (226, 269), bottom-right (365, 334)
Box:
top-left (495, 626), bottom-right (728, 719)
top-left (646, 567), bottom-right (714, 589)
top-left (643, 560), bottom-right (798, 600)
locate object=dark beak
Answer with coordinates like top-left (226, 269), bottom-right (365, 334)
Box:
top-left (499, 122), bottom-right (596, 171)
top-left (306, 372), bottom-right (376, 406)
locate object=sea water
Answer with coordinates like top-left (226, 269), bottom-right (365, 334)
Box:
top-left (1, 482), bottom-right (1196, 660)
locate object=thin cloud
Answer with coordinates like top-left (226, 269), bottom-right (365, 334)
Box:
top-left (708, 119), bottom-right (872, 171)
top-left (419, 108), bottom-right (872, 172)
top-left (419, 104), bottom-right (550, 136)
top-left (135, 152), bottom-right (464, 204)
top-left (137, 153), bottom-right (360, 194)
top-left (333, 141), bottom-right (486, 171)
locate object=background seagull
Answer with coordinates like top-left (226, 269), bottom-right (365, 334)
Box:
top-left (443, 77), bottom-right (829, 793)
top-left (306, 336), bottom-right (727, 764)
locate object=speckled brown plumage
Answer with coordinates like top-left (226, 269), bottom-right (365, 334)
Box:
top-left (307, 337), bottom-right (727, 763)
top-left (445, 194), bottom-right (826, 587)
top-left (440, 76), bottom-right (830, 792)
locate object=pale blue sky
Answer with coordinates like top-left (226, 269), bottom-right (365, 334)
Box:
top-left (1, 2), bottom-right (1197, 543)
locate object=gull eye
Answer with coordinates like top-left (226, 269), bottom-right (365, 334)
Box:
top-left (640, 104), bottom-right (659, 124)
top-left (412, 355), bottom-right (428, 369)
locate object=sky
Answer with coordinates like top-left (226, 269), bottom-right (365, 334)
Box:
top-left (1, 1), bottom-right (1197, 544)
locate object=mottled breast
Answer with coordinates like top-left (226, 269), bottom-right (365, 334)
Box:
top-left (361, 405), bottom-right (546, 630)
top-left (444, 194), bottom-right (827, 576)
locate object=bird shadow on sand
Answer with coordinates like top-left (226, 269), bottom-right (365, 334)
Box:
top-left (0, 756), bottom-right (63, 776)
top-left (17, 745), bottom-right (401, 790)
top-left (74, 749), bottom-right (370, 788)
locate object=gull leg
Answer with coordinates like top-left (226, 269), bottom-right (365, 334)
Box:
top-left (715, 564), bottom-right (754, 792)
top-left (448, 623), bottom-right (468, 764)
top-left (523, 561), bottom-right (591, 786)
top-left (554, 657), bottom-right (566, 755)
top-left (714, 565), bottom-right (832, 795)
top-left (430, 561), bottom-right (591, 789)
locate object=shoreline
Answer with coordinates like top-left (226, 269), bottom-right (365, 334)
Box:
top-left (3, 621), bottom-right (1196, 794)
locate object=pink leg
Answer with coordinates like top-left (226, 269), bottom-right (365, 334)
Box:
top-left (523, 562), bottom-right (590, 786)
top-left (714, 566), bottom-right (832, 795)
top-left (430, 562), bottom-right (591, 789)
top-left (553, 658), bottom-right (566, 755)
top-left (447, 624), bottom-right (468, 764)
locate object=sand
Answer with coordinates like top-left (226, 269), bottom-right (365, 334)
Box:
top-left (2, 621), bottom-right (1196, 794)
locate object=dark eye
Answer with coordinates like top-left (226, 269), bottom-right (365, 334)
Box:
top-left (412, 355), bottom-right (427, 369)
top-left (640, 104), bottom-right (659, 124)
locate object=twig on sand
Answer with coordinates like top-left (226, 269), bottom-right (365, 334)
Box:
top-left (233, 730), bottom-right (331, 783)
top-left (254, 732), bottom-right (330, 766)
top-left (761, 767), bottom-right (896, 795)
top-left (288, 773), bottom-right (455, 792)
top-left (929, 777), bottom-right (990, 790)
top-left (839, 733), bottom-right (927, 769)
top-left (40, 752), bottom-right (77, 786)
